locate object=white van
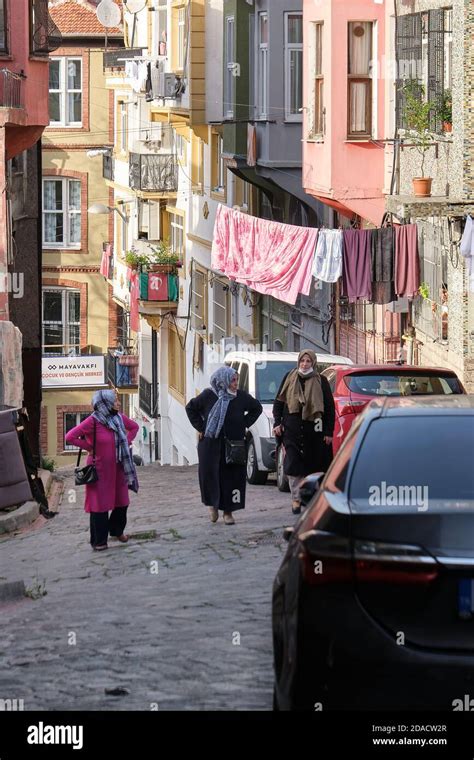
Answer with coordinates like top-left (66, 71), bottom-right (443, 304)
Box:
top-left (224, 351), bottom-right (353, 485)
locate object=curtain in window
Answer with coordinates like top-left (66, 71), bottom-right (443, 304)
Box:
top-left (69, 180), bottom-right (81, 244)
top-left (349, 22), bottom-right (371, 134)
top-left (44, 180), bottom-right (63, 243)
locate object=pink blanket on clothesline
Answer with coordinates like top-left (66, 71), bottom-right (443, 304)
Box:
top-left (211, 204), bottom-right (318, 305)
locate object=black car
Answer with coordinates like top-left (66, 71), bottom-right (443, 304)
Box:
top-left (272, 396), bottom-right (474, 711)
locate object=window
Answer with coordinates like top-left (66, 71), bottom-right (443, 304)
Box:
top-left (257, 12), bottom-right (268, 118)
top-left (225, 16), bottom-right (235, 119)
top-left (191, 266), bottom-right (208, 333)
top-left (178, 6), bottom-right (186, 70)
top-left (347, 22), bottom-right (373, 139)
top-left (118, 101), bottom-right (127, 153)
top-left (168, 325), bottom-right (185, 401)
top-left (0, 0), bottom-right (7, 52)
top-left (285, 13), bottom-right (303, 121)
top-left (313, 22), bottom-right (324, 135)
top-left (191, 133), bottom-right (204, 192)
top-left (49, 58), bottom-right (82, 127)
top-left (156, 0), bottom-right (167, 56)
top-left (42, 288), bottom-right (80, 355)
top-left (174, 130), bottom-right (185, 161)
top-left (212, 279), bottom-right (229, 343)
top-left (43, 178), bottom-right (81, 248)
top-left (211, 129), bottom-right (225, 197)
top-left (64, 412), bottom-right (89, 451)
top-left (169, 210), bottom-right (184, 265)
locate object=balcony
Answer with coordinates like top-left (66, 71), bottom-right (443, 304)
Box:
top-left (138, 270), bottom-right (179, 327)
top-left (103, 48), bottom-right (145, 71)
top-left (139, 375), bottom-right (158, 418)
top-left (0, 70), bottom-right (23, 109)
top-left (30, 0), bottom-right (62, 55)
top-left (129, 152), bottom-right (178, 193)
top-left (103, 152), bottom-right (114, 182)
top-left (106, 350), bottom-right (139, 390)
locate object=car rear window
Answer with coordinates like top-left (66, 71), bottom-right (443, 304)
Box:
top-left (349, 416), bottom-right (474, 505)
top-left (344, 372), bottom-right (462, 396)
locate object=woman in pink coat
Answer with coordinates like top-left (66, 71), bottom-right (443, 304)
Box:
top-left (65, 389), bottom-right (139, 551)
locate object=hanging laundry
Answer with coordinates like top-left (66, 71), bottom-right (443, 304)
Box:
top-left (312, 229), bottom-right (343, 283)
top-left (211, 204), bottom-right (318, 305)
top-left (151, 61), bottom-right (162, 100)
top-left (460, 215), bottom-right (474, 293)
top-left (126, 60), bottom-right (149, 93)
top-left (370, 227), bottom-right (395, 304)
top-left (247, 124), bottom-right (257, 167)
top-left (100, 244), bottom-right (112, 278)
top-left (145, 63), bottom-right (153, 102)
top-left (394, 224), bottom-right (420, 299)
top-left (341, 229), bottom-right (372, 302)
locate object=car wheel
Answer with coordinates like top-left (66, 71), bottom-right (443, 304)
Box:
top-left (246, 439), bottom-right (268, 485)
top-left (276, 444), bottom-right (290, 492)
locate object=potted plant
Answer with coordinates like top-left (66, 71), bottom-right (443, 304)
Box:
top-left (147, 239), bottom-right (181, 273)
top-left (400, 81), bottom-right (437, 197)
top-left (125, 248), bottom-right (150, 271)
top-left (440, 89), bottom-right (452, 133)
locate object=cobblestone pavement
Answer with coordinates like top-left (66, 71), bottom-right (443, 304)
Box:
top-left (0, 464), bottom-right (292, 711)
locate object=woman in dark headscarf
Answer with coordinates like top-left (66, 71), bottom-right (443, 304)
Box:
top-left (185, 366), bottom-right (263, 525)
top-left (65, 389), bottom-right (139, 550)
top-left (272, 350), bottom-right (335, 515)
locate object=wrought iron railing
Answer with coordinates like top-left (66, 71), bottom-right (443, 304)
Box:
top-left (107, 350), bottom-right (139, 389)
top-left (103, 152), bottom-right (114, 181)
top-left (139, 375), bottom-right (158, 418)
top-left (103, 48), bottom-right (145, 70)
top-left (129, 152), bottom-right (178, 193)
top-left (30, 0), bottom-right (61, 55)
top-left (0, 70), bottom-right (23, 108)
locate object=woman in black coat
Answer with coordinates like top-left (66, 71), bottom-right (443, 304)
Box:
top-left (272, 349), bottom-right (335, 515)
top-left (186, 366), bottom-right (263, 525)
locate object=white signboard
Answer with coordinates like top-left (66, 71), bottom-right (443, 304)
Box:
top-left (42, 356), bottom-right (106, 388)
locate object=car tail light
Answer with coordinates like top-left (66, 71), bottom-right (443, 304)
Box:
top-left (335, 399), bottom-right (367, 417)
top-left (299, 531), bottom-right (439, 586)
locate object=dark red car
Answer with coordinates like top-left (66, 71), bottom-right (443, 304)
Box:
top-left (322, 364), bottom-right (466, 455)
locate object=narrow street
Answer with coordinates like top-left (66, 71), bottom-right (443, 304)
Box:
top-left (0, 465), bottom-right (290, 711)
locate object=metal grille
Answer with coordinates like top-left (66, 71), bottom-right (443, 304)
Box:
top-left (103, 153), bottom-right (114, 181)
top-left (139, 375), bottom-right (158, 418)
top-left (427, 9), bottom-right (445, 134)
top-left (0, 69), bottom-right (22, 108)
top-left (30, 0), bottom-right (61, 55)
top-left (129, 153), bottom-right (178, 193)
top-left (103, 48), bottom-right (144, 70)
top-left (395, 12), bottom-right (423, 130)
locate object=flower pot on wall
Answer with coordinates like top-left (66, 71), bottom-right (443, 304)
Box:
top-left (443, 122), bottom-right (452, 133)
top-left (147, 263), bottom-right (174, 274)
top-left (412, 177), bottom-right (432, 197)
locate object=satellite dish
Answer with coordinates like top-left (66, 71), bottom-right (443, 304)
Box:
top-left (96, 0), bottom-right (121, 28)
top-left (123, 0), bottom-right (147, 13)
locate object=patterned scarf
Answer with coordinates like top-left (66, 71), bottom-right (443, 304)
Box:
top-left (92, 389), bottom-right (139, 493)
top-left (204, 366), bottom-right (238, 439)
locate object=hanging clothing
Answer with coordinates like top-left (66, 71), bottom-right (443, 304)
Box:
top-left (370, 227), bottom-right (395, 304)
top-left (100, 244), bottom-right (112, 278)
top-left (312, 229), bottom-right (343, 283)
top-left (151, 61), bottom-right (162, 100)
top-left (211, 204), bottom-right (318, 305)
top-left (247, 124), bottom-right (257, 167)
top-left (460, 216), bottom-right (474, 293)
top-left (395, 224), bottom-right (420, 299)
top-left (145, 63), bottom-right (153, 101)
top-left (341, 229), bottom-right (372, 302)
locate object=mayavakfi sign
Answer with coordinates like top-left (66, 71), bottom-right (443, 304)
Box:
top-left (42, 356), bottom-right (105, 388)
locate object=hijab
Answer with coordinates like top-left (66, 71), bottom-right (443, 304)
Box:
top-left (204, 366), bottom-right (238, 438)
top-left (277, 350), bottom-right (324, 422)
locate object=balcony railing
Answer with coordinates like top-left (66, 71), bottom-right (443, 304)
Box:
top-left (0, 70), bottom-right (23, 109)
top-left (107, 350), bottom-right (139, 389)
top-left (139, 375), bottom-right (158, 418)
top-left (103, 48), bottom-right (145, 71)
top-left (30, 0), bottom-right (62, 55)
top-left (103, 152), bottom-right (114, 182)
top-left (129, 153), bottom-right (178, 193)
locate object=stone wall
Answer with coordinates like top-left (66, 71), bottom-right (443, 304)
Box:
top-left (0, 322), bottom-right (23, 409)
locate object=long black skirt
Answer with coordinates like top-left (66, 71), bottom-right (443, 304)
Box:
top-left (197, 436), bottom-right (247, 512)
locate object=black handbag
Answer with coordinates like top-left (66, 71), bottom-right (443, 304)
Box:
top-left (74, 419), bottom-right (98, 486)
top-left (224, 424), bottom-right (248, 466)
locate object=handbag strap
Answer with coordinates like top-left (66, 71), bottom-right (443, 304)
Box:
top-left (76, 417), bottom-right (96, 467)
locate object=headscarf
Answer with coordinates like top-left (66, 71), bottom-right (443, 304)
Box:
top-left (92, 389), bottom-right (139, 493)
top-left (204, 366), bottom-right (238, 439)
top-left (277, 349), bottom-right (324, 422)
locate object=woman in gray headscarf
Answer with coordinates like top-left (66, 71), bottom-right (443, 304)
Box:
top-left (186, 366), bottom-right (262, 525)
top-left (65, 389), bottom-right (139, 550)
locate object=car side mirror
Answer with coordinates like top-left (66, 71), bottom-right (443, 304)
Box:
top-left (298, 472), bottom-right (325, 507)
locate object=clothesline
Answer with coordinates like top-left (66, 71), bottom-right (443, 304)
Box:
top-left (211, 205), bottom-right (421, 306)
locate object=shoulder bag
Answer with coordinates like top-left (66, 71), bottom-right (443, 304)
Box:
top-left (74, 418), bottom-right (99, 486)
top-left (223, 423), bottom-right (248, 466)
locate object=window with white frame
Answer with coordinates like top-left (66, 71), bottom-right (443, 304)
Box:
top-left (178, 6), bottom-right (186, 70)
top-left (211, 129), bottom-right (225, 195)
top-left (213, 280), bottom-right (229, 344)
top-left (43, 178), bottom-right (81, 248)
top-left (225, 16), bottom-right (235, 119)
top-left (347, 22), bottom-right (373, 139)
top-left (42, 288), bottom-right (81, 355)
top-left (174, 129), bottom-right (185, 160)
top-left (120, 101), bottom-right (127, 153)
top-left (257, 12), bottom-right (268, 118)
top-left (191, 266), bottom-right (207, 333)
top-left (64, 412), bottom-right (89, 451)
top-left (169, 211), bottom-right (184, 264)
top-left (48, 58), bottom-right (82, 126)
top-left (157, 0), bottom-right (167, 56)
top-left (313, 22), bottom-right (324, 135)
top-left (285, 12), bottom-right (303, 121)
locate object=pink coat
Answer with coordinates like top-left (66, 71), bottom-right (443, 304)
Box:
top-left (65, 413), bottom-right (139, 513)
